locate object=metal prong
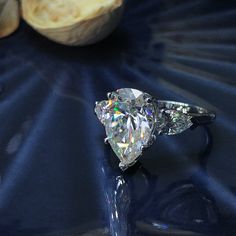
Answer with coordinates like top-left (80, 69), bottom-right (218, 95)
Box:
top-left (152, 134), bottom-right (156, 141)
top-left (145, 97), bottom-right (152, 103)
top-left (104, 137), bottom-right (109, 144)
top-left (95, 101), bottom-right (99, 106)
top-left (119, 160), bottom-right (137, 171)
top-left (119, 163), bottom-right (128, 171)
top-left (157, 130), bottom-right (164, 136)
top-left (107, 92), bottom-right (113, 100)
top-left (141, 145), bottom-right (146, 152)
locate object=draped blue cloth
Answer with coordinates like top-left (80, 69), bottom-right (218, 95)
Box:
top-left (0, 0), bottom-right (236, 235)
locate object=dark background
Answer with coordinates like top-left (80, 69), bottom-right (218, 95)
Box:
top-left (0, 0), bottom-right (236, 235)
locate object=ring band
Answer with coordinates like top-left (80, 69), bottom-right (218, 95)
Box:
top-left (156, 100), bottom-right (215, 135)
top-left (95, 88), bottom-right (216, 171)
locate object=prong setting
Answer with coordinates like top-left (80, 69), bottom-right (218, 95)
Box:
top-left (119, 163), bottom-right (128, 171)
top-left (107, 92), bottom-right (114, 100)
top-left (141, 145), bottom-right (146, 151)
top-left (119, 160), bottom-right (137, 171)
top-left (104, 137), bottom-right (109, 144)
top-left (152, 134), bottom-right (156, 141)
top-left (145, 97), bottom-right (153, 104)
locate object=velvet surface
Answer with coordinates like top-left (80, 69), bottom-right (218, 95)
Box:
top-left (0, 0), bottom-right (236, 235)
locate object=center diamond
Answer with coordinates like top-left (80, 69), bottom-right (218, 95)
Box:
top-left (95, 88), bottom-right (156, 169)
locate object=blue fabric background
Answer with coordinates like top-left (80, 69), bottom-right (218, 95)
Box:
top-left (0, 0), bottom-right (236, 235)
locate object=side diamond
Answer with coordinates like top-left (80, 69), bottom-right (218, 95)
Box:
top-left (157, 109), bottom-right (193, 135)
top-left (95, 100), bottom-right (112, 125)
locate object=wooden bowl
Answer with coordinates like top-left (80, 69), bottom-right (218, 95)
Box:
top-left (21, 0), bottom-right (124, 46)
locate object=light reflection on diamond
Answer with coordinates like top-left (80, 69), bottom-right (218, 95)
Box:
top-left (95, 88), bottom-right (156, 167)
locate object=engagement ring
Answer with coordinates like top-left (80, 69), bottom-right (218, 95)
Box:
top-left (95, 88), bottom-right (216, 171)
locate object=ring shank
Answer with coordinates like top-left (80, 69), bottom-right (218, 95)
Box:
top-left (157, 100), bottom-right (216, 125)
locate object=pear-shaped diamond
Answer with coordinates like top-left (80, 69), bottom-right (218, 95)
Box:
top-left (95, 88), bottom-right (156, 168)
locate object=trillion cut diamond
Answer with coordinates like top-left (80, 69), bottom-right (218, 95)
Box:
top-left (157, 109), bottom-right (193, 135)
top-left (95, 100), bottom-right (111, 125)
top-left (95, 88), bottom-right (156, 168)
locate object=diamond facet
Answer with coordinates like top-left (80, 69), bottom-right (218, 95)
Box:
top-left (95, 88), bottom-right (156, 167)
top-left (157, 109), bottom-right (193, 135)
top-left (95, 100), bottom-right (112, 125)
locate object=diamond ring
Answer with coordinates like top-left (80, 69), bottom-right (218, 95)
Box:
top-left (95, 88), bottom-right (216, 171)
